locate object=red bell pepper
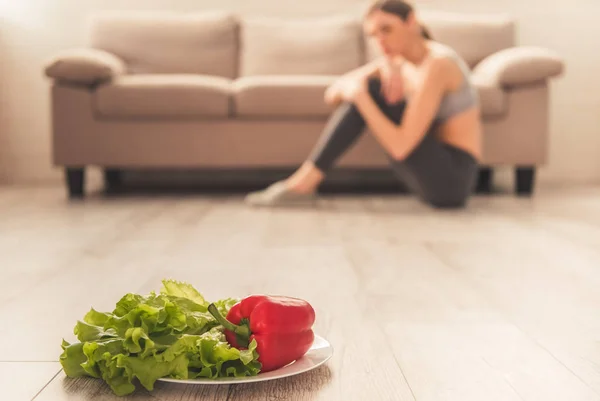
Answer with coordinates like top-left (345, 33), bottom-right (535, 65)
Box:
top-left (208, 295), bottom-right (316, 372)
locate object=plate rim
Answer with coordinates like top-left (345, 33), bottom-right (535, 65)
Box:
top-left (157, 333), bottom-right (333, 385)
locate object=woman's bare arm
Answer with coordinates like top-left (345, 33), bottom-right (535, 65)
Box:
top-left (353, 57), bottom-right (451, 159)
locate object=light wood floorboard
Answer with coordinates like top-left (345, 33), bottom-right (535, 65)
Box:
top-left (0, 186), bottom-right (597, 400)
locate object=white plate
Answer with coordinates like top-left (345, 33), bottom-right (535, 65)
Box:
top-left (157, 334), bottom-right (333, 385)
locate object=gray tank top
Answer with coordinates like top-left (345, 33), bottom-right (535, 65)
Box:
top-left (433, 46), bottom-right (479, 122)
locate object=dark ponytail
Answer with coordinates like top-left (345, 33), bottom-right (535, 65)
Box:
top-left (366, 0), bottom-right (433, 39)
top-left (420, 24), bottom-right (433, 40)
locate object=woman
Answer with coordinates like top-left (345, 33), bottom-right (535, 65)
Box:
top-left (246, 0), bottom-right (482, 209)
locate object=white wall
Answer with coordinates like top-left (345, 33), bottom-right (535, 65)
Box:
top-left (0, 0), bottom-right (598, 185)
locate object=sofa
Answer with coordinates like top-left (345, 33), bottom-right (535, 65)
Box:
top-left (43, 9), bottom-right (565, 198)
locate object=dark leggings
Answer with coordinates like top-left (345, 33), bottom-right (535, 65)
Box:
top-left (309, 78), bottom-right (479, 208)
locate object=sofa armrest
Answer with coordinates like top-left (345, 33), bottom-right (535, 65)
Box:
top-left (472, 46), bottom-right (564, 87)
top-left (44, 48), bottom-right (126, 85)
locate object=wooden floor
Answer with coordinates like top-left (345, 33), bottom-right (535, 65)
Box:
top-left (2, 184), bottom-right (600, 401)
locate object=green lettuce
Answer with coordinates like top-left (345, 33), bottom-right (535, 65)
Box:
top-left (60, 280), bottom-right (261, 396)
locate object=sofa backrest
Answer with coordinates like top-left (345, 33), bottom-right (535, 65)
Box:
top-left (239, 15), bottom-right (364, 76)
top-left (87, 10), bottom-right (515, 78)
top-left (419, 10), bottom-right (516, 68)
top-left (88, 11), bottom-right (239, 78)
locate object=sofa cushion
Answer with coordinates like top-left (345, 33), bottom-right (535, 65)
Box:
top-left (233, 75), bottom-right (337, 118)
top-left (89, 11), bottom-right (239, 78)
top-left (240, 15), bottom-right (363, 76)
top-left (94, 75), bottom-right (232, 118)
top-left (232, 75), bottom-right (504, 119)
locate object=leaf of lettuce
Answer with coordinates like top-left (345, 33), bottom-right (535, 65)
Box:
top-left (160, 279), bottom-right (207, 307)
top-left (81, 338), bottom-right (126, 378)
top-left (59, 340), bottom-right (88, 377)
top-left (111, 330), bottom-right (260, 393)
top-left (212, 297), bottom-right (239, 317)
top-left (83, 308), bottom-right (111, 326)
top-left (123, 327), bottom-right (156, 357)
top-left (91, 342), bottom-right (136, 396)
top-left (175, 331), bottom-right (261, 379)
top-left (113, 293), bottom-right (145, 317)
top-left (116, 353), bottom-right (189, 392)
top-left (74, 320), bottom-right (118, 342)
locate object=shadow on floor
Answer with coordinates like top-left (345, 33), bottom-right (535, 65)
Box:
top-left (99, 168), bottom-right (408, 197)
top-left (97, 169), bottom-right (500, 196)
top-left (78, 168), bottom-right (506, 200)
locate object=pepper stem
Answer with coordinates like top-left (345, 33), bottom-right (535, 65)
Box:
top-left (207, 303), bottom-right (250, 346)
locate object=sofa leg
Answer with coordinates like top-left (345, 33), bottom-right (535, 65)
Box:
top-left (515, 167), bottom-right (535, 196)
top-left (104, 168), bottom-right (124, 191)
top-left (65, 167), bottom-right (85, 199)
top-left (475, 167), bottom-right (493, 193)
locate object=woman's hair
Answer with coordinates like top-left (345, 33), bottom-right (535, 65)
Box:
top-left (366, 0), bottom-right (433, 39)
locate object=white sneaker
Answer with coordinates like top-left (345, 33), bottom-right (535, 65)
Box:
top-left (244, 181), bottom-right (317, 207)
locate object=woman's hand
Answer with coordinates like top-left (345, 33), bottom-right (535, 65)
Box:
top-left (338, 76), bottom-right (369, 103)
top-left (325, 76), bottom-right (369, 105)
top-left (324, 82), bottom-right (343, 106)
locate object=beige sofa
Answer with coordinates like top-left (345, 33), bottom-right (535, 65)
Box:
top-left (43, 10), bottom-right (564, 198)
